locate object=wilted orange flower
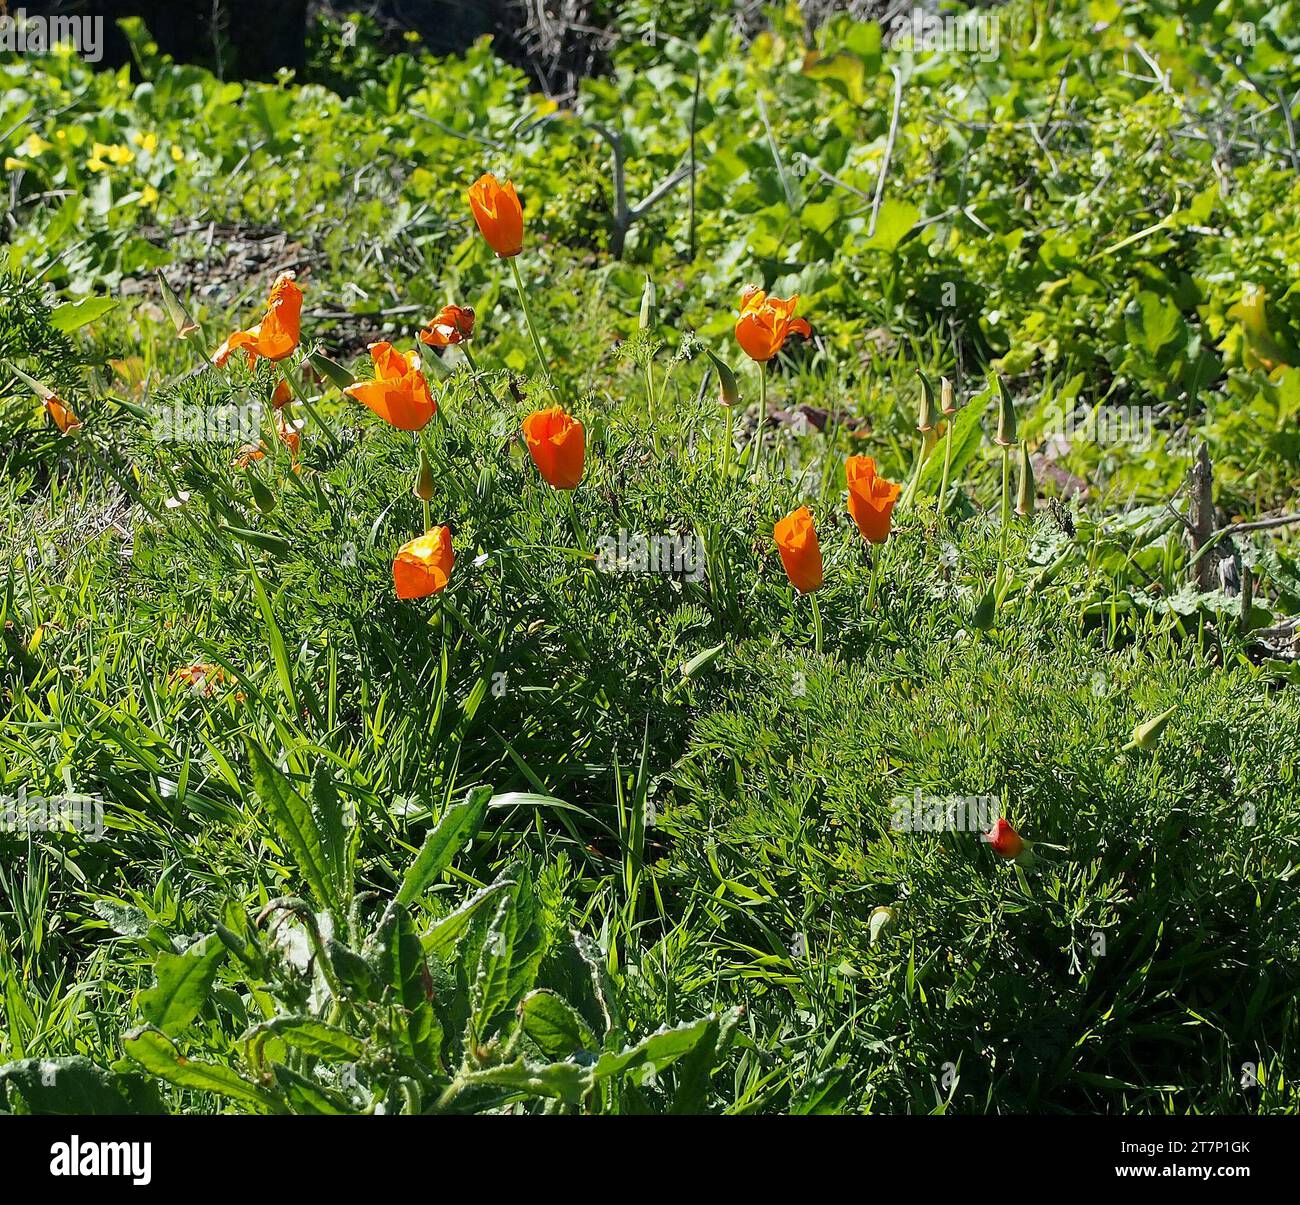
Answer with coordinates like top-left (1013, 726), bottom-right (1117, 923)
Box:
top-left (523, 406), bottom-right (585, 490)
top-left (213, 271), bottom-right (303, 368)
top-left (984, 818), bottom-right (1024, 859)
top-left (344, 342), bottom-right (436, 431)
top-left (171, 663), bottom-right (232, 696)
top-left (845, 456), bottom-right (901, 543)
top-left (393, 526), bottom-right (454, 600)
top-left (735, 287), bottom-right (812, 362)
top-left (773, 506), bottom-right (823, 593)
top-left (232, 442), bottom-right (267, 468)
top-left (270, 379), bottom-right (293, 409)
top-left (468, 173), bottom-right (524, 258)
top-left (419, 304), bottom-right (475, 347)
top-left (45, 395), bottom-right (82, 434)
top-left (275, 410), bottom-right (302, 469)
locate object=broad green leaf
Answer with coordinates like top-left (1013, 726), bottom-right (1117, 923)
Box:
top-left (246, 743), bottom-right (337, 911)
top-left (593, 1013), bottom-right (731, 1083)
top-left (421, 880), bottom-right (512, 960)
top-left (396, 785), bottom-right (491, 907)
top-left (519, 990), bottom-right (595, 1060)
top-left (137, 933), bottom-right (226, 1036)
top-left (123, 1027), bottom-right (284, 1113)
top-left (243, 1017), bottom-right (367, 1062)
top-left (0, 1057), bottom-right (164, 1115)
top-left (49, 296), bottom-right (117, 333)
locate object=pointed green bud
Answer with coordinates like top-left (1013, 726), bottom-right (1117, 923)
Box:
top-left (156, 270), bottom-right (199, 339)
top-left (1122, 707), bottom-right (1176, 753)
top-left (1016, 440), bottom-right (1035, 516)
top-left (305, 350), bottom-right (355, 391)
top-left (941, 376), bottom-right (955, 415)
top-left (248, 472), bottom-right (277, 514)
top-left (972, 580), bottom-right (998, 630)
top-left (639, 274), bottom-right (657, 330)
top-left (414, 447), bottom-right (435, 502)
top-left (916, 369), bottom-right (935, 432)
top-left (994, 374), bottom-right (1017, 446)
top-left (704, 347), bottom-right (741, 407)
top-left (7, 360), bottom-right (56, 402)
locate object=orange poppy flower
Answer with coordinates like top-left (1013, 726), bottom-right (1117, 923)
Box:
top-left (419, 304), bottom-right (476, 347)
top-left (467, 173), bottom-right (524, 258)
top-left (213, 271), bottom-right (303, 368)
top-left (270, 379), bottom-right (293, 409)
top-left (45, 395), bottom-right (82, 434)
top-left (734, 287), bottom-right (812, 362)
top-left (393, 526), bottom-right (454, 600)
top-left (773, 506), bottom-right (823, 593)
top-left (845, 456), bottom-right (901, 543)
top-left (344, 342), bottom-right (437, 431)
top-left (984, 817), bottom-right (1024, 859)
top-left (523, 406), bottom-right (585, 490)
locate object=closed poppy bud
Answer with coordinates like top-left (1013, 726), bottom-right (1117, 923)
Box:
top-left (639, 274), bottom-right (657, 330)
top-left (983, 817), bottom-right (1024, 859)
top-left (735, 288), bottom-right (812, 362)
top-left (845, 456), bottom-right (901, 543)
top-left (306, 349), bottom-right (355, 391)
top-left (916, 370), bottom-right (935, 433)
top-left (344, 342), bottom-right (436, 431)
top-left (467, 172), bottom-right (524, 258)
top-left (994, 373), bottom-right (1017, 446)
top-left (523, 405), bottom-right (585, 490)
top-left (1122, 706), bottom-right (1175, 753)
top-left (1016, 440), bottom-right (1035, 516)
top-left (704, 347), bottom-right (741, 406)
top-left (393, 526), bottom-right (454, 600)
top-left (941, 376), bottom-right (956, 415)
top-left (213, 271), bottom-right (303, 368)
top-left (419, 304), bottom-right (475, 347)
top-left (868, 905), bottom-right (896, 945)
top-left (271, 379), bottom-right (292, 410)
top-left (773, 506), bottom-right (823, 593)
top-left (414, 447), bottom-right (435, 502)
top-left (45, 395), bottom-right (82, 434)
top-left (156, 269), bottom-right (199, 339)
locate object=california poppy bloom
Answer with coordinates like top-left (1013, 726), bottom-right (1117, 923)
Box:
top-left (45, 395), bottom-right (81, 434)
top-left (344, 342), bottom-right (437, 431)
top-left (735, 287), bottom-right (812, 362)
top-left (170, 663), bottom-right (231, 696)
top-left (270, 379), bottom-right (293, 409)
top-left (468, 173), bottom-right (524, 258)
top-left (523, 405), bottom-right (585, 490)
top-left (983, 817), bottom-right (1024, 859)
top-left (773, 506), bottom-right (823, 593)
top-left (213, 271), bottom-right (303, 368)
top-left (275, 410), bottom-right (303, 469)
top-left (845, 456), bottom-right (901, 543)
top-left (232, 442), bottom-right (267, 468)
top-left (393, 526), bottom-right (454, 600)
top-left (419, 304), bottom-right (475, 347)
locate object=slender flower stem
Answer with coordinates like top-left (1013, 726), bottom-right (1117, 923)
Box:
top-left (866, 540), bottom-right (887, 611)
top-left (938, 418), bottom-right (955, 515)
top-left (810, 592), bottom-right (823, 655)
top-left (753, 363), bottom-right (768, 472)
top-left (999, 443), bottom-right (1011, 555)
top-left (416, 431), bottom-right (430, 530)
top-left (560, 487), bottom-right (588, 554)
top-left (286, 354), bottom-right (341, 454)
top-left (644, 359), bottom-right (661, 456)
top-left (461, 343), bottom-right (491, 405)
top-left (508, 257), bottom-right (559, 403)
top-left (721, 404), bottom-right (735, 476)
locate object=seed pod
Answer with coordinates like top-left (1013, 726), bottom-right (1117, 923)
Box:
top-left (941, 376), bottom-right (956, 415)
